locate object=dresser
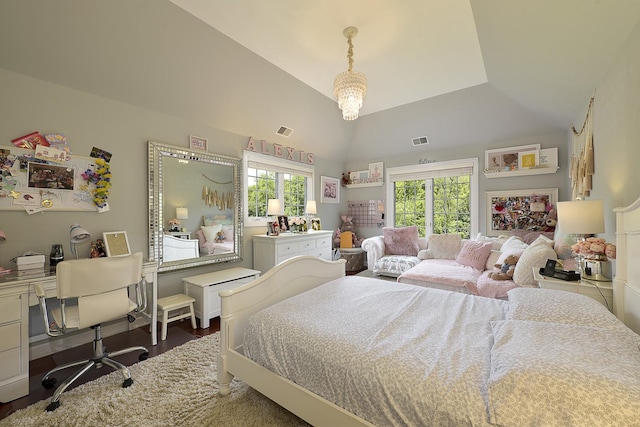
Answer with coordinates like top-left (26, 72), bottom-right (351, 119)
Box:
top-left (252, 230), bottom-right (333, 273)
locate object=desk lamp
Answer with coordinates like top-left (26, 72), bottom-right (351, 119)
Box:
top-left (305, 200), bottom-right (317, 232)
top-left (69, 224), bottom-right (91, 259)
top-left (556, 200), bottom-right (607, 278)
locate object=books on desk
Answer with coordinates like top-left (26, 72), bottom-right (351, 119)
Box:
top-left (16, 254), bottom-right (46, 271)
top-left (15, 268), bottom-right (46, 278)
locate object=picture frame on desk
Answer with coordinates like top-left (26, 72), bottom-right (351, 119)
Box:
top-left (103, 231), bottom-right (131, 257)
top-left (311, 218), bottom-right (322, 231)
top-left (277, 215), bottom-right (289, 232)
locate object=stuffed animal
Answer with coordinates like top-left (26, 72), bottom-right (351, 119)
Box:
top-left (490, 255), bottom-right (519, 281)
top-left (215, 231), bottom-right (226, 242)
top-left (333, 215), bottom-right (362, 248)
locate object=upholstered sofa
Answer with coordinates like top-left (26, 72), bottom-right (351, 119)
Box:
top-left (362, 227), bottom-right (560, 299)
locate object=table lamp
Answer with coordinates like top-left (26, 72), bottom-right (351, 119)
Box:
top-left (556, 199), bottom-right (608, 279)
top-left (267, 199), bottom-right (281, 235)
top-left (176, 207), bottom-right (189, 232)
top-left (305, 200), bottom-right (317, 232)
top-left (69, 224), bottom-right (91, 259)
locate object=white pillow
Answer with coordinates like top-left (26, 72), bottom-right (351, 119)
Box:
top-left (475, 233), bottom-right (510, 251)
top-left (424, 234), bottom-right (462, 259)
top-left (200, 224), bottom-right (222, 242)
top-left (499, 236), bottom-right (529, 254)
top-left (512, 239), bottom-right (556, 287)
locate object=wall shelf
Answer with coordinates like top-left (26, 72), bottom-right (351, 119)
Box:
top-left (346, 181), bottom-right (384, 188)
top-left (483, 166), bottom-right (559, 179)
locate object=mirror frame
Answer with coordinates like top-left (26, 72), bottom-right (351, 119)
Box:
top-left (148, 141), bottom-right (243, 272)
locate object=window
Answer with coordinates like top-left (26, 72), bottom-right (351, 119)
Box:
top-left (386, 158), bottom-right (478, 238)
top-left (244, 152), bottom-right (314, 226)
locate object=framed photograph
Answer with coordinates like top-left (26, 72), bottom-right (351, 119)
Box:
top-left (27, 162), bottom-right (75, 190)
top-left (267, 220), bottom-right (280, 236)
top-left (321, 176), bottom-right (340, 203)
top-left (368, 162), bottom-right (384, 182)
top-left (518, 150), bottom-right (539, 169)
top-left (189, 135), bottom-right (208, 151)
top-left (311, 218), bottom-right (322, 231)
top-left (485, 188), bottom-right (558, 236)
top-left (539, 147), bottom-right (558, 168)
top-left (277, 215), bottom-right (289, 232)
top-left (102, 231), bottom-right (131, 257)
top-left (484, 144), bottom-right (540, 172)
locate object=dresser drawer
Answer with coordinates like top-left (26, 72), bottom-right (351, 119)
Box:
top-left (316, 237), bottom-right (331, 249)
top-left (277, 242), bottom-right (299, 256)
top-left (0, 323), bottom-right (20, 352)
top-left (307, 247), bottom-right (332, 260)
top-left (298, 239), bottom-right (316, 251)
top-left (0, 295), bottom-right (21, 324)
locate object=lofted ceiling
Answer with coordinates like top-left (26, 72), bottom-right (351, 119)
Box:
top-left (0, 1), bottom-right (639, 161)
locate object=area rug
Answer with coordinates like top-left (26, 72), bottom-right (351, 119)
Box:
top-left (1, 333), bottom-right (309, 427)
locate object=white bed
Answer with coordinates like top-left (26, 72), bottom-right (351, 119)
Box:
top-left (162, 234), bottom-right (199, 261)
top-left (217, 197), bottom-right (640, 426)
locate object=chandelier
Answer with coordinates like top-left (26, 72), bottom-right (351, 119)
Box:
top-left (333, 26), bottom-right (367, 121)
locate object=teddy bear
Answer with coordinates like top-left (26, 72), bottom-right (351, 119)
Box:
top-left (215, 231), bottom-right (226, 242)
top-left (333, 215), bottom-right (362, 248)
top-left (490, 254), bottom-right (519, 281)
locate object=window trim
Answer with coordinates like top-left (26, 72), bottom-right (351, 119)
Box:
top-left (243, 151), bottom-right (315, 227)
top-left (385, 158), bottom-right (478, 237)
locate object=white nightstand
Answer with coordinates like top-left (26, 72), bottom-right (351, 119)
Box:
top-left (533, 268), bottom-right (613, 311)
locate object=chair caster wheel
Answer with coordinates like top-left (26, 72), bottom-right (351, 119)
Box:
top-left (46, 400), bottom-right (60, 412)
top-left (127, 314), bottom-right (135, 323)
top-left (139, 351), bottom-right (149, 361)
top-left (123, 378), bottom-right (133, 388)
top-left (42, 378), bottom-right (57, 389)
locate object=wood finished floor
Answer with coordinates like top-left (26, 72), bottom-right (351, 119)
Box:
top-left (0, 318), bottom-right (220, 420)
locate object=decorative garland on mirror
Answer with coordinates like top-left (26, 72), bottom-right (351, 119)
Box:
top-left (201, 173), bottom-right (233, 209)
top-left (570, 96), bottom-right (595, 200)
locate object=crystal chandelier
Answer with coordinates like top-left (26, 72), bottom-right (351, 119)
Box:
top-left (333, 27), bottom-right (367, 121)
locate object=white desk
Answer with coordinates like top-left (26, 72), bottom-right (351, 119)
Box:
top-left (0, 260), bottom-right (157, 403)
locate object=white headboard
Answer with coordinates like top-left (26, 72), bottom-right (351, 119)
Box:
top-left (614, 197), bottom-right (640, 334)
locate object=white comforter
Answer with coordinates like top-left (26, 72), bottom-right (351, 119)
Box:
top-left (244, 276), bottom-right (505, 426)
top-left (244, 278), bottom-right (640, 426)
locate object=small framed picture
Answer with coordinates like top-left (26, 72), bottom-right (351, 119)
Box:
top-left (189, 135), bottom-right (208, 151)
top-left (102, 231), bottom-right (131, 257)
top-left (277, 215), bottom-right (289, 232)
top-left (311, 218), bottom-right (322, 231)
top-left (518, 150), bottom-right (539, 169)
top-left (368, 162), bottom-right (383, 182)
top-left (321, 176), bottom-right (340, 203)
top-left (267, 220), bottom-right (280, 236)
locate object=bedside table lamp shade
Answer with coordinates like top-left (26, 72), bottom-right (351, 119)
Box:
top-left (557, 200), bottom-right (604, 235)
top-left (176, 207), bottom-right (188, 220)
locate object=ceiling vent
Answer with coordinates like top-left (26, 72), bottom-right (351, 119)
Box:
top-left (276, 125), bottom-right (294, 137)
top-left (411, 136), bottom-right (429, 146)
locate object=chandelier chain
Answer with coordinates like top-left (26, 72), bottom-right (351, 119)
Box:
top-left (347, 35), bottom-right (354, 72)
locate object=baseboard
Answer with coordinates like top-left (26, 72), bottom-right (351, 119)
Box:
top-left (29, 318), bottom-right (150, 361)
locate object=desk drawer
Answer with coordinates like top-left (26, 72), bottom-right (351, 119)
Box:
top-left (0, 323), bottom-right (20, 352)
top-left (0, 295), bottom-right (21, 324)
top-left (277, 242), bottom-right (299, 256)
top-left (0, 347), bottom-right (21, 381)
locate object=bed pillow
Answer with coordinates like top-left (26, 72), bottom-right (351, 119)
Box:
top-left (488, 320), bottom-right (640, 426)
top-left (506, 287), bottom-right (622, 329)
top-left (423, 234), bottom-right (462, 260)
top-left (383, 226), bottom-right (419, 256)
top-left (222, 225), bottom-right (234, 241)
top-left (511, 237), bottom-right (556, 287)
top-left (200, 224), bottom-right (222, 243)
top-left (499, 236), bottom-right (529, 255)
top-left (455, 240), bottom-right (493, 270)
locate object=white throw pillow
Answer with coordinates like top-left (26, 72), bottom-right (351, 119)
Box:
top-left (512, 239), bottom-right (557, 287)
top-left (424, 234), bottom-right (462, 260)
top-left (200, 224), bottom-right (222, 242)
top-left (500, 236), bottom-right (529, 254)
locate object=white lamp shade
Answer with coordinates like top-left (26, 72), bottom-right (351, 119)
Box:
top-left (557, 200), bottom-right (605, 234)
top-left (69, 224), bottom-right (91, 243)
top-left (176, 207), bottom-right (189, 220)
top-left (267, 199), bottom-right (281, 215)
top-left (305, 200), bottom-right (317, 215)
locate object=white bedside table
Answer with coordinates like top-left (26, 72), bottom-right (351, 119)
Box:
top-left (533, 268), bottom-right (613, 311)
top-left (167, 231), bottom-right (191, 239)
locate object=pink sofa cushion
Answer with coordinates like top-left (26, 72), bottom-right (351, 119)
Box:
top-left (383, 226), bottom-right (419, 256)
top-left (456, 240), bottom-right (493, 270)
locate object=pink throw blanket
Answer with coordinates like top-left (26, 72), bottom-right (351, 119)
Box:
top-left (398, 259), bottom-right (482, 293)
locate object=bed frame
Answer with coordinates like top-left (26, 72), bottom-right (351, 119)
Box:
top-left (218, 198), bottom-right (640, 426)
top-left (217, 256), bottom-right (377, 426)
top-left (614, 196), bottom-right (640, 334)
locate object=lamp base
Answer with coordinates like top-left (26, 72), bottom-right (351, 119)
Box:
top-left (581, 258), bottom-right (612, 281)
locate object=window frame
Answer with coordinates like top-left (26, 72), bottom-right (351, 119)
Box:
top-left (243, 151), bottom-right (315, 227)
top-left (385, 158), bottom-right (478, 237)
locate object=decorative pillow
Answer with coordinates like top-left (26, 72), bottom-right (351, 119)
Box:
top-left (424, 234), bottom-right (462, 260)
top-left (496, 248), bottom-right (525, 267)
top-left (488, 320), bottom-right (640, 426)
top-left (373, 255), bottom-right (421, 277)
top-left (499, 236), bottom-right (529, 254)
top-left (512, 238), bottom-right (556, 287)
top-left (200, 224), bottom-right (222, 243)
top-left (417, 249), bottom-right (431, 260)
top-left (475, 233), bottom-right (510, 251)
top-left (506, 287), bottom-right (622, 329)
top-left (222, 225), bottom-right (234, 241)
top-left (456, 240), bottom-right (493, 270)
top-left (509, 229), bottom-right (555, 245)
top-left (485, 250), bottom-right (502, 271)
top-left (383, 226), bottom-right (419, 256)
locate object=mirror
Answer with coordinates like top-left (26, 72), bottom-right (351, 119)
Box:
top-left (148, 141), bottom-right (242, 272)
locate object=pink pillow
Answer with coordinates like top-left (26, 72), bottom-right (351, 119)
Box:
top-left (383, 226), bottom-right (419, 256)
top-left (456, 240), bottom-right (493, 270)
